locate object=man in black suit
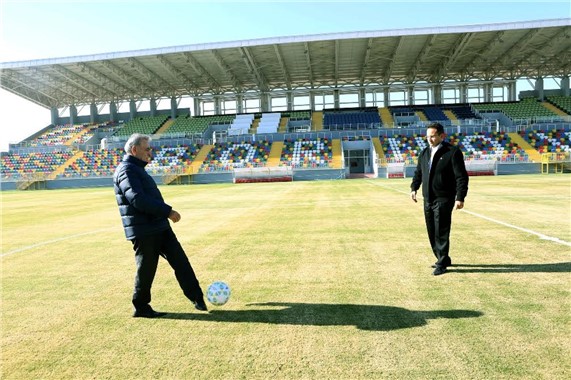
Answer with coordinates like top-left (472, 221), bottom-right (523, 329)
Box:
top-left (410, 123), bottom-right (469, 276)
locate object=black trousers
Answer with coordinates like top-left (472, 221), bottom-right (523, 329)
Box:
top-left (424, 198), bottom-right (455, 268)
top-left (131, 228), bottom-right (203, 311)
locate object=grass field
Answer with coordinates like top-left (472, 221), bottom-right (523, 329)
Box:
top-left (2, 174), bottom-right (570, 379)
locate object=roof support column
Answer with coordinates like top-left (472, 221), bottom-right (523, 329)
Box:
top-left (359, 88), bottom-right (366, 108)
top-left (193, 97), bottom-right (200, 116)
top-left (459, 84), bottom-right (467, 103)
top-left (69, 105), bottom-right (77, 125)
top-left (90, 103), bottom-right (98, 124)
top-left (561, 76), bottom-right (570, 96)
top-left (286, 92), bottom-right (293, 111)
top-left (129, 100), bottom-right (137, 120)
top-left (236, 94), bottom-right (244, 114)
top-left (507, 81), bottom-right (517, 102)
top-left (110, 101), bottom-right (118, 123)
top-left (260, 92), bottom-right (270, 112)
top-left (407, 86), bottom-right (414, 106)
top-left (432, 84), bottom-right (442, 105)
top-left (333, 90), bottom-right (340, 109)
top-left (383, 88), bottom-right (389, 108)
top-left (214, 96), bottom-right (222, 114)
top-left (483, 83), bottom-right (492, 103)
top-left (170, 97), bottom-right (177, 119)
top-left (535, 77), bottom-right (544, 100)
top-left (51, 107), bottom-right (59, 126)
top-left (150, 98), bottom-right (157, 116)
top-left (309, 90), bottom-right (315, 111)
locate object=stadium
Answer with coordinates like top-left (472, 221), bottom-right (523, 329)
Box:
top-left (2, 10), bottom-right (571, 380)
top-left (1, 19), bottom-right (570, 189)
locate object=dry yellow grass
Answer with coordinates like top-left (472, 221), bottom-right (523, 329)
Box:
top-left (2, 174), bottom-right (570, 379)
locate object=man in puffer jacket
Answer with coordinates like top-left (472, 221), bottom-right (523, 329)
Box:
top-left (113, 133), bottom-right (208, 318)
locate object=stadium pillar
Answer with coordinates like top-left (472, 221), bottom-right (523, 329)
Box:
top-left (70, 104), bottom-right (77, 125)
top-left (432, 84), bottom-right (442, 105)
top-left (214, 96), bottom-right (222, 114)
top-left (236, 94), bottom-right (244, 114)
top-left (483, 83), bottom-right (492, 103)
top-left (286, 92), bottom-right (293, 111)
top-left (359, 88), bottom-right (366, 108)
top-left (407, 86), bottom-right (414, 105)
top-left (90, 103), bottom-right (98, 124)
top-left (459, 84), bottom-right (467, 103)
top-left (110, 102), bottom-right (118, 122)
top-left (193, 97), bottom-right (201, 116)
top-left (129, 100), bottom-right (137, 120)
top-left (170, 97), bottom-right (177, 119)
top-left (507, 81), bottom-right (517, 101)
top-left (309, 91), bottom-right (315, 111)
top-left (51, 106), bottom-right (59, 125)
top-left (561, 76), bottom-right (569, 96)
top-left (535, 77), bottom-right (544, 100)
top-left (383, 88), bottom-right (389, 107)
top-left (260, 93), bottom-right (270, 112)
top-left (150, 98), bottom-right (157, 116)
top-left (333, 90), bottom-right (340, 109)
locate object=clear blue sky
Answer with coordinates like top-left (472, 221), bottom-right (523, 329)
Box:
top-left (1, 0), bottom-right (569, 151)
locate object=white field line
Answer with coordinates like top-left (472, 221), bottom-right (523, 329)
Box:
top-left (369, 181), bottom-right (571, 247)
top-left (1, 228), bottom-right (116, 257)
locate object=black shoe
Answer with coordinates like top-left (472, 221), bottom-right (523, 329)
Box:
top-left (432, 267), bottom-right (447, 276)
top-left (192, 299), bottom-right (208, 312)
top-left (133, 308), bottom-right (167, 318)
top-left (431, 262), bottom-right (452, 268)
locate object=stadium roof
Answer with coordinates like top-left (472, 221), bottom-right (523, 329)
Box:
top-left (1, 18), bottom-right (570, 109)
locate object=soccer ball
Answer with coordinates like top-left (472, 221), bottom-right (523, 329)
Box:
top-left (206, 281), bottom-right (231, 306)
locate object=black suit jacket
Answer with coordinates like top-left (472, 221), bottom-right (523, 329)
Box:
top-left (410, 141), bottom-right (469, 203)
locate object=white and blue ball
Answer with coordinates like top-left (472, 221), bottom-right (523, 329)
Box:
top-left (206, 281), bottom-right (231, 306)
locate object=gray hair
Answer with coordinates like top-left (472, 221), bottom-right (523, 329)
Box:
top-left (124, 133), bottom-right (151, 154)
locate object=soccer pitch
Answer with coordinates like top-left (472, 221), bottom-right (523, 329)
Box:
top-left (2, 175), bottom-right (570, 379)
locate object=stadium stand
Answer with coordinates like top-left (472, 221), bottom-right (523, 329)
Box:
top-left (280, 137), bottom-right (333, 168)
top-left (2, 98), bottom-right (570, 189)
top-left (165, 114), bottom-right (234, 135)
top-left (323, 108), bottom-right (381, 130)
top-left (199, 141), bottom-right (272, 172)
top-left (228, 114), bottom-right (255, 136)
top-left (256, 113), bottom-right (281, 134)
top-left (520, 128), bottom-right (571, 154)
top-left (1, 150), bottom-right (74, 179)
top-left (546, 96), bottom-right (571, 115)
top-left (113, 115), bottom-right (170, 137)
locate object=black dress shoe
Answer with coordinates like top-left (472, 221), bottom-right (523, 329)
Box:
top-left (432, 262), bottom-right (452, 268)
top-left (432, 267), bottom-right (447, 276)
top-left (133, 309), bottom-right (167, 318)
top-left (192, 299), bottom-right (208, 312)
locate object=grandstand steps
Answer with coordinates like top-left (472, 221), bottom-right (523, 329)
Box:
top-left (69, 127), bottom-right (92, 146)
top-left (186, 144), bottom-right (213, 174)
top-left (156, 118), bottom-right (175, 135)
top-left (542, 102), bottom-right (568, 116)
top-left (508, 132), bottom-right (542, 162)
top-left (278, 117), bottom-right (288, 133)
top-left (415, 111), bottom-right (428, 122)
top-left (331, 139), bottom-right (343, 169)
top-left (267, 141), bottom-right (284, 167)
top-left (444, 110), bottom-right (459, 125)
top-left (379, 107), bottom-right (393, 126)
top-left (312, 111), bottom-right (323, 131)
top-left (372, 137), bottom-right (386, 165)
top-left (249, 118), bottom-right (260, 134)
top-left (47, 150), bottom-right (85, 180)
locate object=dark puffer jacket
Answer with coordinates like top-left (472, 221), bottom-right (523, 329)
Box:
top-left (113, 154), bottom-right (172, 240)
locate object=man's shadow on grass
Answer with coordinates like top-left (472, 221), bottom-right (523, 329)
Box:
top-left (162, 302), bottom-right (483, 331)
top-left (449, 261), bottom-right (571, 273)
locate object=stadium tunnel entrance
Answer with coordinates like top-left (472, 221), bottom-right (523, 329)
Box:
top-left (343, 140), bottom-right (376, 178)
